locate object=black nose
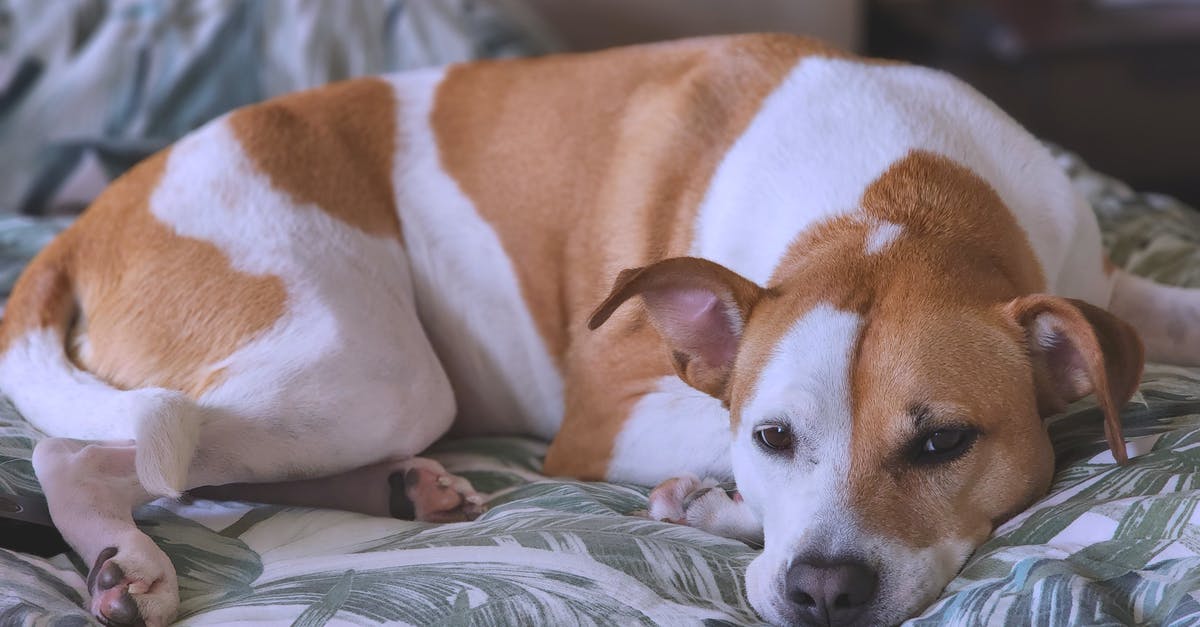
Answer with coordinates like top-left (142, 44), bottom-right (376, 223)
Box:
top-left (785, 558), bottom-right (878, 625)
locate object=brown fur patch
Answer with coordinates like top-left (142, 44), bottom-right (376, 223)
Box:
top-left (229, 78), bottom-right (402, 240)
top-left (847, 306), bottom-right (1055, 548)
top-left (432, 34), bottom-right (839, 479)
top-left (45, 151), bottom-right (286, 397)
top-left (0, 239), bottom-right (74, 354)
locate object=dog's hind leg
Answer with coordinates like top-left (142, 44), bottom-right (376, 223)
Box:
top-left (190, 457), bottom-right (487, 522)
top-left (0, 257), bottom-right (201, 625)
top-left (1109, 268), bottom-right (1200, 365)
top-left (33, 439), bottom-right (176, 627)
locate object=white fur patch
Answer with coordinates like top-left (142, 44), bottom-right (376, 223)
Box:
top-left (1109, 268), bottom-right (1200, 365)
top-left (0, 328), bottom-right (141, 440)
top-left (607, 376), bottom-right (733, 485)
top-left (690, 57), bottom-right (1109, 308)
top-left (386, 69), bottom-right (565, 440)
top-left (865, 219), bottom-right (904, 255)
top-left (732, 304), bottom-right (861, 532)
top-left (734, 304), bottom-right (862, 624)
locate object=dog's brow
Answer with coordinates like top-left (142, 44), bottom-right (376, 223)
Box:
top-left (907, 402), bottom-right (934, 429)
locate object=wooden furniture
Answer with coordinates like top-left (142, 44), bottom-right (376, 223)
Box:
top-left (524, 0), bottom-right (863, 52)
top-left (869, 0), bottom-right (1200, 205)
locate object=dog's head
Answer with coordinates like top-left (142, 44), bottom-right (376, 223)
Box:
top-left (589, 212), bottom-right (1143, 624)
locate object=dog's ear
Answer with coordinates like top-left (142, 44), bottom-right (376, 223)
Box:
top-left (1003, 294), bottom-right (1144, 464)
top-left (589, 257), bottom-right (765, 400)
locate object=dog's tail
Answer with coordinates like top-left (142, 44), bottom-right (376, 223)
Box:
top-left (0, 240), bottom-right (202, 497)
top-left (1109, 267), bottom-right (1200, 366)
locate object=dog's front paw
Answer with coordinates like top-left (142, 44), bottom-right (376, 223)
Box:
top-left (647, 474), bottom-right (723, 524)
top-left (647, 475), bottom-right (761, 544)
top-left (388, 457), bottom-right (487, 523)
top-left (87, 535), bottom-right (179, 627)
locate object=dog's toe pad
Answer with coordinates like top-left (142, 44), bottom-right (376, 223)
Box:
top-left (97, 588), bottom-right (142, 626)
top-left (85, 540), bottom-right (178, 627)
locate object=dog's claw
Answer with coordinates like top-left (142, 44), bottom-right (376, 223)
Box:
top-left (648, 475), bottom-right (723, 525)
top-left (94, 553), bottom-right (124, 591)
top-left (436, 475), bottom-right (453, 487)
top-left (682, 486), bottom-right (717, 511)
top-left (463, 501), bottom-right (488, 519)
top-left (88, 547), bottom-right (119, 591)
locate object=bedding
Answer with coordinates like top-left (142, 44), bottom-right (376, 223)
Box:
top-left (0, 147), bottom-right (1198, 625)
top-left (0, 0), bottom-right (558, 216)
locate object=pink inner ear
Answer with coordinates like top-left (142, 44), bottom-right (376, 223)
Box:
top-left (644, 288), bottom-right (740, 368)
top-left (1034, 315), bottom-right (1092, 400)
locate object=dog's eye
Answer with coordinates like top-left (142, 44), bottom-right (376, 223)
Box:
top-left (924, 430), bottom-right (964, 452)
top-left (916, 428), bottom-right (977, 464)
top-left (755, 425), bottom-right (793, 452)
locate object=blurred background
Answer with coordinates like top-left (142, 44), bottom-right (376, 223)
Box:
top-left (529, 0), bottom-right (1199, 206)
top-left (1, 0), bottom-right (1197, 217)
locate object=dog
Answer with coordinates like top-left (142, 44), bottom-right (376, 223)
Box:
top-left (2, 34), bottom-right (1197, 626)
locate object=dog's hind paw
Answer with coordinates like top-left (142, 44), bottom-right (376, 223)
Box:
top-left (388, 457), bottom-right (488, 523)
top-left (87, 537), bottom-right (179, 627)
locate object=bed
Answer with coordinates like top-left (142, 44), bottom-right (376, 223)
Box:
top-left (2, 2), bottom-right (1199, 626)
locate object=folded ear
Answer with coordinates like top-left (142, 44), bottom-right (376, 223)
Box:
top-left (1003, 295), bottom-right (1145, 465)
top-left (588, 257), bottom-right (765, 401)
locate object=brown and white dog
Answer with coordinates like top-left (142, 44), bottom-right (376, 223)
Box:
top-left (1, 34), bottom-right (1196, 626)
